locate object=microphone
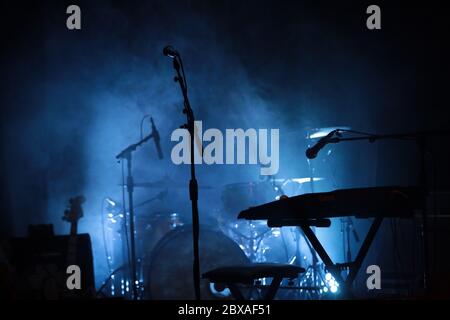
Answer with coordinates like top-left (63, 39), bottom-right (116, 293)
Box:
top-left (151, 117), bottom-right (164, 159)
top-left (163, 45), bottom-right (179, 58)
top-left (305, 130), bottom-right (338, 159)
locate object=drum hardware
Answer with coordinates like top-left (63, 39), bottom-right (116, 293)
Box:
top-left (271, 177), bottom-right (325, 198)
top-left (220, 221), bottom-right (319, 296)
top-left (225, 221), bottom-right (271, 262)
top-left (273, 227), bottom-right (326, 299)
top-left (219, 180), bottom-right (281, 263)
top-left (219, 179), bottom-right (323, 295)
top-left (104, 190), bottom-right (168, 223)
top-left (101, 196), bottom-right (187, 299)
top-left (102, 191), bottom-right (170, 266)
top-left (341, 217), bottom-right (360, 275)
top-left (106, 171), bottom-right (328, 300)
top-left (105, 124), bottom-right (355, 300)
top-left (103, 174), bottom-right (328, 300)
top-left (96, 262), bottom-right (146, 299)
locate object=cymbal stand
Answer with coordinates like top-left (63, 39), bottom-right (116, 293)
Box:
top-left (227, 222), bottom-right (270, 262)
top-left (295, 228), bottom-right (324, 299)
top-left (341, 217), bottom-right (360, 276)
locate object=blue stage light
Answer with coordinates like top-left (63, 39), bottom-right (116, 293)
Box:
top-left (324, 272), bottom-right (339, 294)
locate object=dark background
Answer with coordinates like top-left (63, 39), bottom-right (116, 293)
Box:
top-left (1, 0), bottom-right (449, 296)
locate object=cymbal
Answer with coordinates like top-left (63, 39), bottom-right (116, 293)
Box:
top-left (224, 178), bottom-right (325, 187)
top-left (273, 177), bottom-right (324, 184)
top-left (283, 126), bottom-right (351, 139)
top-left (120, 176), bottom-right (213, 189)
top-left (307, 126), bottom-right (351, 139)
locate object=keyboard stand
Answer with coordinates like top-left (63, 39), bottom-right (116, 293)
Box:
top-left (268, 216), bottom-right (384, 298)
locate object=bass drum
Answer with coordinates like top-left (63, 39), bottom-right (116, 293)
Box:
top-left (145, 225), bottom-right (250, 299)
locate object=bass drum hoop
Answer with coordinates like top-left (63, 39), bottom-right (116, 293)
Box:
top-left (145, 224), bottom-right (250, 300)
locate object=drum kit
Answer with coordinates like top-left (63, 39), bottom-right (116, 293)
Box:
top-left (98, 127), bottom-right (343, 300)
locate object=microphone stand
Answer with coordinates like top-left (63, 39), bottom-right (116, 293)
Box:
top-left (323, 129), bottom-right (450, 292)
top-left (305, 131), bottom-right (320, 291)
top-left (116, 132), bottom-right (154, 300)
top-left (169, 54), bottom-right (201, 300)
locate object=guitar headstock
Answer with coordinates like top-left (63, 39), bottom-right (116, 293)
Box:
top-left (63, 196), bottom-right (86, 225)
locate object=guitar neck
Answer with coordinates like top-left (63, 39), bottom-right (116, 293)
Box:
top-left (62, 196), bottom-right (89, 298)
top-left (70, 222), bottom-right (78, 236)
top-left (67, 221), bottom-right (79, 267)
